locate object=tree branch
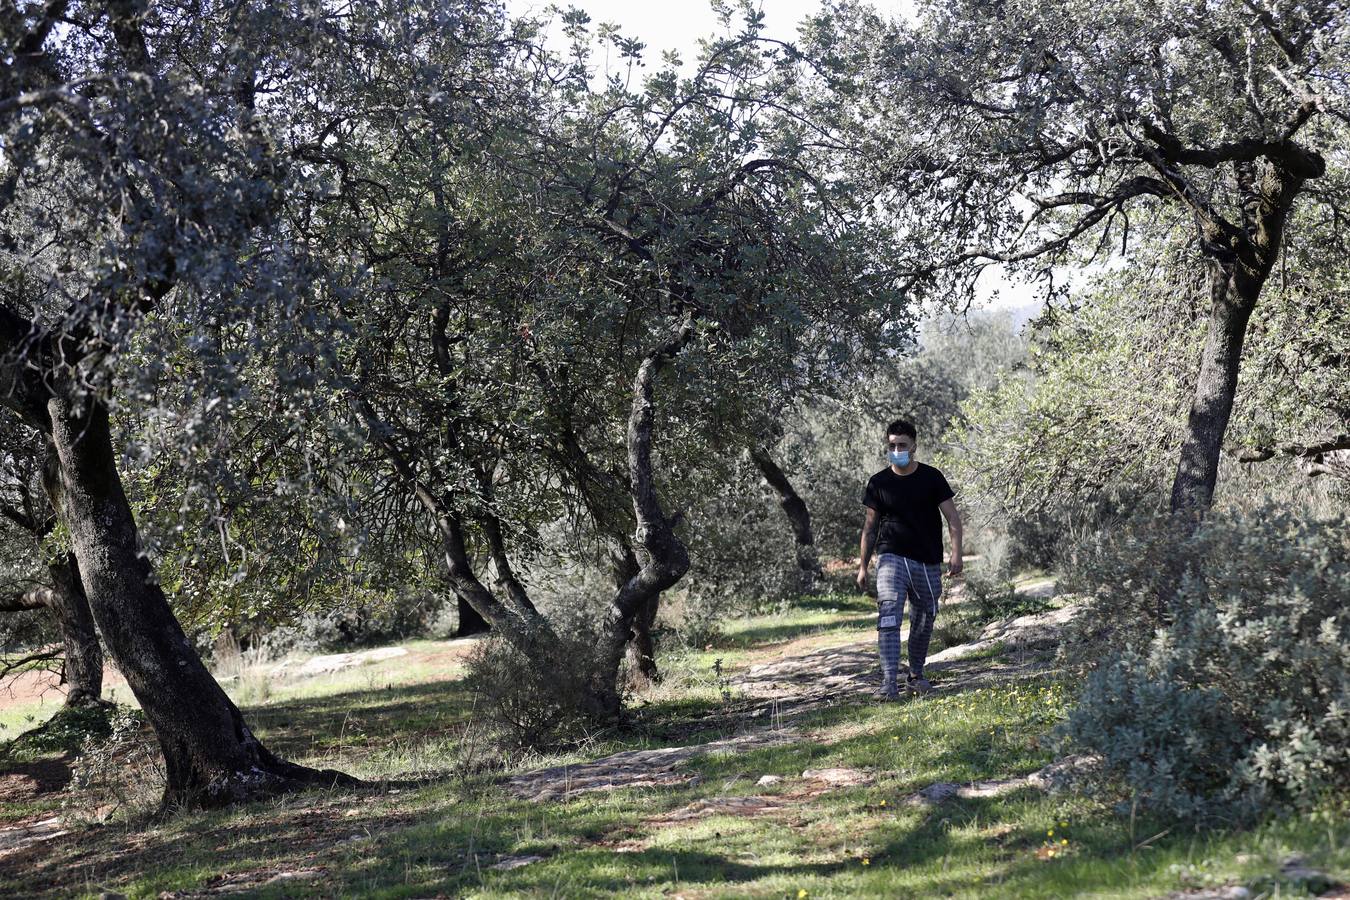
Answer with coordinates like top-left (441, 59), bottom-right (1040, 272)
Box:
top-left (1234, 434), bottom-right (1350, 463)
top-left (0, 589), bottom-right (51, 613)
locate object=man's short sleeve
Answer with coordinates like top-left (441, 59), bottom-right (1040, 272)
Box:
top-left (934, 468), bottom-right (955, 504)
top-left (862, 474), bottom-right (881, 510)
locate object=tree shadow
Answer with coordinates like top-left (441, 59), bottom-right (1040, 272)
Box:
top-left (711, 614), bottom-right (875, 649)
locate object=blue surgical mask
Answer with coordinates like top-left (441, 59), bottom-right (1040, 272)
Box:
top-left (888, 449), bottom-right (911, 467)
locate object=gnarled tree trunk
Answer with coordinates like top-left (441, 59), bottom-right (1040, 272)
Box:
top-left (749, 446), bottom-right (822, 591)
top-left (612, 546), bottom-right (661, 688)
top-left (595, 319), bottom-right (696, 718)
top-left (47, 397), bottom-right (355, 809)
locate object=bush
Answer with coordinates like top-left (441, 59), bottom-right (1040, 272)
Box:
top-left (0, 701), bottom-right (115, 760)
top-left (1059, 507), bottom-right (1350, 823)
top-left (260, 590), bottom-right (447, 654)
top-left (463, 612), bottom-right (614, 751)
top-left (67, 706), bottom-right (164, 816)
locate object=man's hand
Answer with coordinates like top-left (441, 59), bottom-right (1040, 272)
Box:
top-left (946, 558), bottom-right (964, 578)
top-left (856, 565), bottom-right (868, 593)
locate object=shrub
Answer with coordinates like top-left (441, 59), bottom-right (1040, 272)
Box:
top-left (260, 590), bottom-right (447, 653)
top-left (1059, 507), bottom-right (1350, 823)
top-left (0, 701), bottom-right (115, 760)
top-left (67, 706), bottom-right (164, 816)
top-left (463, 611), bottom-right (615, 751)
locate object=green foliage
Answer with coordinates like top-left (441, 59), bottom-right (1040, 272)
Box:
top-left (464, 616), bottom-right (616, 751)
top-left (676, 452), bottom-right (812, 631)
top-left (67, 706), bottom-right (163, 814)
top-left (263, 591), bottom-right (448, 654)
top-left (0, 702), bottom-right (114, 760)
top-left (1061, 508), bottom-right (1350, 823)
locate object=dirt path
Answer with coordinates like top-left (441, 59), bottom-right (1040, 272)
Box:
top-left (504, 593), bottom-right (1078, 803)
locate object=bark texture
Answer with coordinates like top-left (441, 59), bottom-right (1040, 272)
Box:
top-left (1168, 151), bottom-right (1322, 516)
top-left (47, 398), bottom-right (355, 809)
top-left (595, 319), bottom-right (697, 717)
top-left (46, 554), bottom-right (103, 707)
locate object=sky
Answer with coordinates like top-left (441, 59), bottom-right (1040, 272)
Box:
top-left (504, 0), bottom-right (918, 62)
top-left (500, 0), bottom-right (1041, 319)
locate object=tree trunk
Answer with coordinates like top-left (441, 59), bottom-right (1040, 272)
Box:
top-left (1168, 153), bottom-right (1316, 517)
top-left (749, 446), bottom-right (823, 590)
top-left (45, 554), bottom-right (103, 708)
top-left (454, 596), bottom-right (490, 637)
top-left (1168, 267), bottom-right (1260, 516)
top-left (46, 397), bottom-right (355, 810)
top-left (595, 319), bottom-right (696, 718)
top-left (612, 546), bottom-right (660, 687)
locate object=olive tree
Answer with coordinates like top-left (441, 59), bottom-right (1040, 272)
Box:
top-left (293, 4), bottom-right (911, 720)
top-left (0, 0), bottom-right (358, 808)
top-left (807, 0), bottom-right (1350, 516)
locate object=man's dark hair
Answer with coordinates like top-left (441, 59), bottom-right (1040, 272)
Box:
top-left (886, 419), bottom-right (917, 441)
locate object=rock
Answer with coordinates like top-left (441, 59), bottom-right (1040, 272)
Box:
top-left (490, 854), bottom-right (545, 871)
top-left (756, 774), bottom-right (784, 787)
top-left (908, 782), bottom-right (960, 805)
top-left (927, 603), bottom-right (1082, 665)
top-left (800, 767), bottom-right (873, 787)
top-left (1014, 577), bottom-right (1058, 600)
top-left (1026, 754), bottom-right (1100, 793)
top-left (1278, 854), bottom-right (1338, 893)
top-left (905, 756), bottom-right (1095, 807)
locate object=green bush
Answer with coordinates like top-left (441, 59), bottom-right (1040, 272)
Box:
top-left (1060, 507), bottom-right (1350, 823)
top-left (463, 612), bottom-right (614, 751)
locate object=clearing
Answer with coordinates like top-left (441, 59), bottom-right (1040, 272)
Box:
top-left (0, 577), bottom-right (1345, 898)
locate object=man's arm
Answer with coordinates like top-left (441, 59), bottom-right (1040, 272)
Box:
top-left (856, 506), bottom-right (879, 592)
top-left (939, 498), bottom-right (964, 577)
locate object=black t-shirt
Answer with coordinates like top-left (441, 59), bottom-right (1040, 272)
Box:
top-left (861, 463), bottom-right (955, 565)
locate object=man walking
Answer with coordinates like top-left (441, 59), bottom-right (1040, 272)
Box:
top-left (856, 419), bottom-right (963, 698)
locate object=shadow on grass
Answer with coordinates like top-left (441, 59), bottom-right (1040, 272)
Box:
top-left (711, 614), bottom-right (875, 650)
top-left (244, 677), bottom-right (477, 759)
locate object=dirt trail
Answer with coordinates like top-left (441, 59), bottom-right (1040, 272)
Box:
top-left (504, 586), bottom-right (1077, 803)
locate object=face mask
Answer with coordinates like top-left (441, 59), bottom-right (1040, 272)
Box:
top-left (888, 449), bottom-right (911, 467)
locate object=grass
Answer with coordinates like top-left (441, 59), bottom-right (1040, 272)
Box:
top-left (0, 579), bottom-right (1346, 898)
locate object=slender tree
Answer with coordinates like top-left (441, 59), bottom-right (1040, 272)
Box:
top-left (0, 431), bottom-right (102, 708)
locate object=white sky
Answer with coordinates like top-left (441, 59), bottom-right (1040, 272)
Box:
top-left (502, 0), bottom-right (1041, 318)
top-left (505, 1), bottom-right (918, 62)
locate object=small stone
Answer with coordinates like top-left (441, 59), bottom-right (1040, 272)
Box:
top-left (801, 767), bottom-right (872, 787)
top-left (907, 782), bottom-right (960, 806)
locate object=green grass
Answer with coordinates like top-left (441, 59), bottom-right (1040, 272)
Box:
top-left (1, 583), bottom-right (1346, 898)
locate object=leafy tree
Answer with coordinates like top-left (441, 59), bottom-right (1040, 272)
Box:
top-left (807, 0), bottom-right (1350, 516)
top-left (286, 3), bottom-right (911, 721)
top-left (950, 219), bottom-right (1350, 518)
top-left (0, 0), bottom-right (356, 808)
